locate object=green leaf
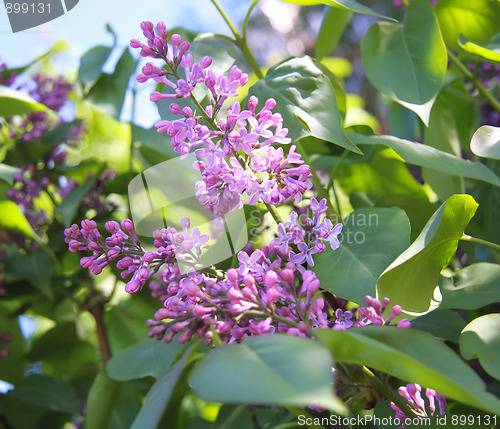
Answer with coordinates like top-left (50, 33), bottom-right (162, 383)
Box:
top-left (280, 0), bottom-right (395, 21)
top-left (78, 45), bottom-right (114, 92)
top-left (249, 56), bottom-right (360, 153)
top-left (316, 326), bottom-right (500, 415)
top-left (0, 86), bottom-right (50, 118)
top-left (436, 0), bottom-right (500, 51)
top-left (189, 335), bottom-right (346, 414)
top-left (6, 249), bottom-right (53, 298)
top-left (421, 92), bottom-right (464, 200)
top-left (315, 7), bottom-right (352, 60)
top-left (107, 339), bottom-right (187, 381)
top-left (315, 207), bottom-right (410, 304)
top-left (214, 405), bottom-right (254, 429)
top-left (361, 0), bottom-right (447, 122)
top-left (86, 48), bottom-right (137, 120)
top-left (0, 201), bottom-right (37, 240)
top-left (130, 343), bottom-right (196, 429)
top-left (58, 180), bottom-right (95, 226)
top-left (470, 125), bottom-right (500, 159)
top-left (0, 163), bottom-right (20, 185)
top-left (460, 314), bottom-right (500, 381)
top-left (85, 369), bottom-right (121, 429)
top-left (410, 309), bottom-right (466, 343)
top-left (440, 263), bottom-right (500, 310)
top-left (346, 132), bottom-right (500, 187)
top-left (8, 374), bottom-right (79, 413)
top-left (131, 124), bottom-right (177, 165)
top-left (190, 34), bottom-right (237, 74)
top-left (0, 306), bottom-right (27, 385)
top-left (377, 194), bottom-right (478, 313)
top-left (458, 34), bottom-right (500, 63)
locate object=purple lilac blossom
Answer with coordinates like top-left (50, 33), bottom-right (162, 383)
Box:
top-left (131, 21), bottom-right (313, 215)
top-left (391, 383), bottom-right (446, 428)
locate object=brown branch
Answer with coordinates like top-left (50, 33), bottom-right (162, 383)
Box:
top-left (88, 302), bottom-right (112, 364)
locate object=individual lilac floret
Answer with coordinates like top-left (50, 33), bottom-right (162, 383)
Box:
top-left (391, 383), bottom-right (446, 428)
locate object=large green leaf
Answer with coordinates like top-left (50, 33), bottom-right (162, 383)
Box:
top-left (131, 124), bottom-right (177, 166)
top-left (315, 207), bottom-right (410, 304)
top-left (440, 263), bottom-right (500, 310)
top-left (86, 48), bottom-right (137, 120)
top-left (85, 369), bottom-right (121, 429)
top-left (189, 335), bottom-right (346, 414)
top-left (6, 249), bottom-right (53, 298)
top-left (249, 56), bottom-right (360, 153)
top-left (346, 132), bottom-right (500, 187)
top-left (130, 343), bottom-right (197, 429)
top-left (377, 195), bottom-right (478, 313)
top-left (0, 86), bottom-right (50, 117)
top-left (460, 314), bottom-right (500, 381)
top-left (317, 327), bottom-right (500, 415)
top-left (436, 0), bottom-right (500, 51)
top-left (458, 34), bottom-right (500, 63)
top-left (421, 93), bottom-right (464, 200)
top-left (280, 0), bottom-right (395, 21)
top-left (107, 339), bottom-right (187, 381)
top-left (315, 7), bottom-right (352, 60)
top-left (78, 45), bottom-right (113, 93)
top-left (7, 374), bottom-right (79, 413)
top-left (361, 0), bottom-right (447, 123)
top-left (470, 125), bottom-right (500, 160)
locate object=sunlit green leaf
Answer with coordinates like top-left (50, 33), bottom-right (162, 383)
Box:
top-left (0, 86), bottom-right (50, 117)
top-left (347, 132), bottom-right (500, 187)
top-left (0, 163), bottom-right (20, 185)
top-left (470, 125), bottom-right (500, 159)
top-left (85, 369), bottom-right (121, 429)
top-left (280, 0), bottom-right (395, 21)
top-left (460, 314), bottom-right (500, 381)
top-left (436, 0), bottom-right (500, 50)
top-left (458, 34), bottom-right (500, 63)
top-left (361, 0), bottom-right (446, 121)
top-left (377, 194), bottom-right (478, 313)
top-left (317, 326), bottom-right (500, 415)
top-left (78, 45), bottom-right (113, 92)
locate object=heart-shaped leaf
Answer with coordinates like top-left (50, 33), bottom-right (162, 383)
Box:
top-left (377, 194), bottom-right (478, 313)
top-left (315, 207), bottom-right (410, 304)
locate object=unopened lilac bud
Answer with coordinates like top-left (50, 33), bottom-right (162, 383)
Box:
top-left (281, 268), bottom-right (294, 285)
top-left (264, 271), bottom-right (278, 287)
top-left (247, 95), bottom-right (258, 113)
top-left (150, 91), bottom-right (163, 102)
top-left (200, 56), bottom-right (212, 68)
top-left (169, 103), bottom-right (182, 114)
top-left (130, 39), bottom-right (142, 49)
top-left (397, 319), bottom-right (411, 328)
top-left (227, 268), bottom-right (239, 284)
top-left (125, 279), bottom-right (141, 294)
top-left (154, 308), bottom-right (170, 320)
top-left (170, 33), bottom-right (181, 47)
top-left (298, 322), bottom-right (308, 334)
top-left (143, 252), bottom-right (156, 263)
top-left (264, 98), bottom-right (276, 110)
top-left (178, 330), bottom-right (193, 344)
top-left (179, 41), bottom-right (190, 56)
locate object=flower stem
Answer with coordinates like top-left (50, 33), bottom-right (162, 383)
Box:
top-left (448, 49), bottom-right (500, 114)
top-left (362, 366), bottom-right (415, 419)
top-left (211, 0), bottom-right (264, 79)
top-left (460, 234), bottom-right (500, 252)
top-left (328, 149), bottom-right (349, 191)
top-left (295, 141), bottom-right (339, 221)
top-left (265, 201), bottom-right (284, 224)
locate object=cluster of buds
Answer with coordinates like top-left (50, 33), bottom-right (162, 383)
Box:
top-left (391, 383), bottom-right (446, 428)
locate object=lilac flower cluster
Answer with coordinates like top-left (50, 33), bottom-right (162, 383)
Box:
top-left (64, 217), bottom-right (209, 294)
top-left (130, 21), bottom-right (313, 215)
top-left (391, 383), bottom-right (446, 428)
top-left (0, 60), bottom-right (16, 86)
top-left (270, 197), bottom-right (343, 267)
